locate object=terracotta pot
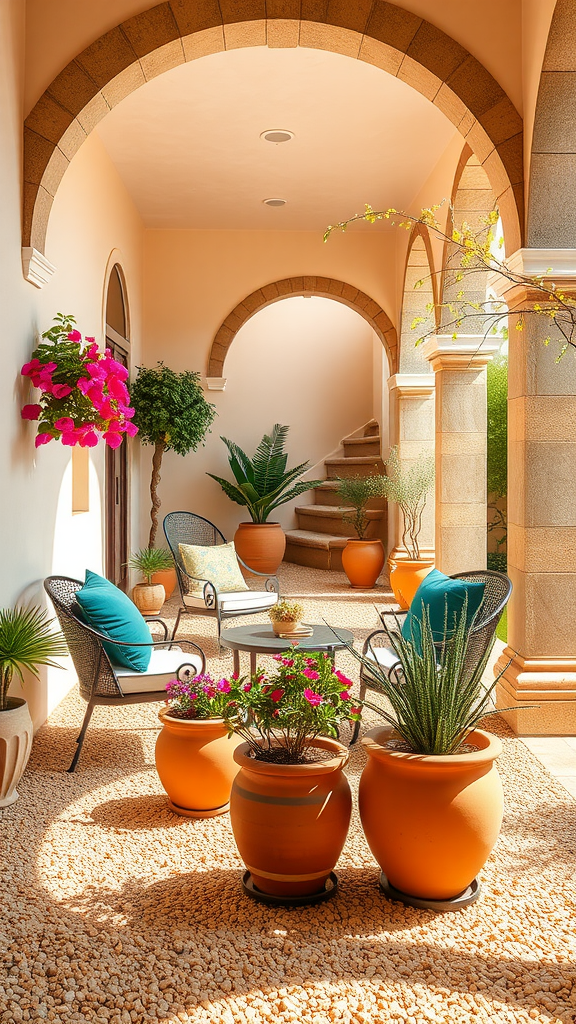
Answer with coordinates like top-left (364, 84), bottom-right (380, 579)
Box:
top-left (234, 522), bottom-right (286, 575)
top-left (341, 539), bottom-right (385, 588)
top-left (0, 698), bottom-right (33, 808)
top-left (230, 737), bottom-right (351, 897)
top-left (271, 619), bottom-right (301, 636)
top-left (151, 567), bottom-right (177, 601)
top-left (388, 557), bottom-right (434, 609)
top-left (132, 582), bottom-right (165, 615)
top-left (155, 711), bottom-right (242, 817)
top-left (359, 726), bottom-right (503, 900)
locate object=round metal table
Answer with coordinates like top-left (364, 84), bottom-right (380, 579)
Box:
top-left (220, 623), bottom-right (354, 676)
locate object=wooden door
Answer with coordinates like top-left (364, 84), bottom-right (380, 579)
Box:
top-left (105, 266), bottom-right (130, 589)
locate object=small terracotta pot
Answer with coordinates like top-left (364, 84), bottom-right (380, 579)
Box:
top-left (271, 620), bottom-right (301, 636)
top-left (341, 539), bottom-right (385, 588)
top-left (155, 712), bottom-right (242, 817)
top-left (230, 737), bottom-right (351, 897)
top-left (132, 582), bottom-right (165, 615)
top-left (0, 697), bottom-right (33, 808)
top-left (234, 522), bottom-right (286, 575)
top-left (359, 726), bottom-right (503, 900)
top-left (388, 557), bottom-right (434, 609)
top-left (151, 567), bottom-right (177, 601)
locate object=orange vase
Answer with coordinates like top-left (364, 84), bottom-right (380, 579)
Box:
top-left (234, 522), bottom-right (286, 575)
top-left (151, 567), bottom-right (177, 600)
top-left (388, 557), bottom-right (434, 609)
top-left (230, 737), bottom-right (351, 897)
top-left (359, 726), bottom-right (503, 900)
top-left (341, 539), bottom-right (385, 588)
top-left (155, 712), bottom-right (242, 817)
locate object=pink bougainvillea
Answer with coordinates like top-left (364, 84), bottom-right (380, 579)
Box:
top-left (20, 313), bottom-right (137, 450)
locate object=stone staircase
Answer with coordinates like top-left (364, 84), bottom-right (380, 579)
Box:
top-left (284, 421), bottom-right (387, 571)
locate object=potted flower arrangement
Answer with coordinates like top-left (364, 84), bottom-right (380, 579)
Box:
top-left (155, 671), bottom-right (244, 818)
top-left (21, 313), bottom-right (137, 448)
top-left (207, 424), bottom-right (322, 574)
top-left (336, 475), bottom-right (389, 588)
top-left (0, 606), bottom-right (66, 806)
top-left (384, 446), bottom-right (435, 608)
top-left (268, 600), bottom-right (305, 636)
top-left (128, 547), bottom-right (175, 614)
top-left (223, 651), bottom-right (361, 904)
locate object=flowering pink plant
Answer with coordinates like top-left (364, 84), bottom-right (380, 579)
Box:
top-left (222, 650), bottom-right (361, 763)
top-left (20, 313), bottom-right (137, 449)
top-left (164, 673), bottom-right (244, 720)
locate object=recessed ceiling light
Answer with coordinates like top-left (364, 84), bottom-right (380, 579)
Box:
top-left (263, 198), bottom-right (287, 207)
top-left (260, 130), bottom-right (294, 144)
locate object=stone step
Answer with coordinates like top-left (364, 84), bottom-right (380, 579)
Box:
top-left (342, 435), bottom-right (381, 457)
top-left (295, 504), bottom-right (384, 538)
top-left (363, 420), bottom-right (380, 437)
top-left (313, 481), bottom-right (386, 508)
top-left (324, 455), bottom-right (385, 479)
top-left (284, 530), bottom-right (347, 571)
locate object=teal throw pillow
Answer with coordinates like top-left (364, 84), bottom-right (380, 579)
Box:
top-left (76, 570), bottom-right (152, 672)
top-left (401, 569), bottom-right (485, 654)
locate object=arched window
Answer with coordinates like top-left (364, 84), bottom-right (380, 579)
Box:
top-left (105, 264), bottom-right (130, 589)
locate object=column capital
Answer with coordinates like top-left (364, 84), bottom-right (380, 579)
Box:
top-left (421, 335), bottom-right (500, 372)
top-left (387, 373), bottom-right (435, 396)
top-left (488, 248), bottom-right (576, 303)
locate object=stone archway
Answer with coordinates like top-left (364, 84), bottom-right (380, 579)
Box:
top-left (23, 1), bottom-right (523, 273)
top-left (207, 276), bottom-right (398, 377)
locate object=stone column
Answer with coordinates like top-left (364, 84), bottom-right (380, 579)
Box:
top-left (492, 250), bottom-right (576, 734)
top-left (387, 373), bottom-right (435, 561)
top-left (421, 336), bottom-right (499, 576)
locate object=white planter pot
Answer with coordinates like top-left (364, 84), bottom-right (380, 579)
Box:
top-left (0, 697), bottom-right (33, 807)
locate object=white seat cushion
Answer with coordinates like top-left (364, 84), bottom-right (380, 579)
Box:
top-left (365, 645), bottom-right (400, 672)
top-left (112, 647), bottom-right (203, 694)
top-left (183, 590), bottom-right (278, 613)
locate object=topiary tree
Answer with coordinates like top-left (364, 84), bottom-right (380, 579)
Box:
top-left (131, 363), bottom-right (216, 547)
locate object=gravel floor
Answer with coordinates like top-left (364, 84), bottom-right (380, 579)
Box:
top-left (2, 564), bottom-right (576, 1024)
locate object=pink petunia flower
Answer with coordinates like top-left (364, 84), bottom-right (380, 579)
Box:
top-left (217, 679), bottom-right (231, 693)
top-left (108, 377), bottom-right (129, 401)
top-left (270, 688), bottom-right (284, 702)
top-left (103, 431), bottom-right (122, 449)
top-left (123, 422), bottom-right (138, 437)
top-left (339, 691), bottom-right (351, 701)
top-left (61, 431), bottom-right (79, 447)
top-left (335, 670), bottom-right (353, 687)
top-left (303, 668), bottom-right (319, 681)
top-left (21, 404), bottom-right (41, 420)
top-left (304, 689), bottom-right (323, 707)
top-left (34, 432), bottom-right (52, 447)
top-left (21, 358), bottom-right (41, 376)
top-left (52, 384), bottom-right (72, 399)
top-left (67, 330), bottom-right (82, 342)
top-left (54, 417), bottom-right (74, 431)
top-left (79, 430), bottom-right (98, 448)
top-left (242, 682), bottom-right (252, 692)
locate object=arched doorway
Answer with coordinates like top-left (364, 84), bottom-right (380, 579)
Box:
top-left (105, 263), bottom-right (130, 589)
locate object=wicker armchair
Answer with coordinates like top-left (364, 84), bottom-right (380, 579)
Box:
top-left (44, 575), bottom-right (206, 772)
top-left (163, 512), bottom-right (280, 642)
top-left (350, 569), bottom-right (512, 744)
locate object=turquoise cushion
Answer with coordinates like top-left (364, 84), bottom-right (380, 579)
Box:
top-left (401, 569), bottom-right (485, 653)
top-left (75, 570), bottom-right (152, 672)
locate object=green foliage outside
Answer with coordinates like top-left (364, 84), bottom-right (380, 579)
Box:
top-left (487, 353), bottom-right (508, 561)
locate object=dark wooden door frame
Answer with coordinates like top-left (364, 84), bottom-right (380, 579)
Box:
top-left (105, 324), bottom-right (130, 590)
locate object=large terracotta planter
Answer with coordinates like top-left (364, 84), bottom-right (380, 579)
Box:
top-left (0, 698), bottom-right (33, 808)
top-left (341, 539), bottom-right (385, 588)
top-left (155, 712), bottom-right (242, 817)
top-left (359, 726), bottom-right (503, 900)
top-left (151, 567), bottom-right (177, 601)
top-left (388, 557), bottom-right (434, 609)
top-left (230, 737), bottom-right (351, 897)
top-left (234, 522), bottom-right (286, 575)
top-left (132, 582), bottom-right (165, 615)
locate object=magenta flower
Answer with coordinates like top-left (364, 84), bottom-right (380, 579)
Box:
top-left (34, 433), bottom-right (52, 448)
top-left (339, 691), bottom-right (351, 701)
top-left (335, 670), bottom-right (353, 687)
top-left (108, 376), bottom-right (129, 401)
top-left (76, 377), bottom-right (92, 395)
top-left (85, 336), bottom-right (95, 343)
top-left (79, 430), bottom-right (98, 448)
top-left (217, 679), bottom-right (231, 693)
top-left (203, 685), bottom-right (216, 698)
top-left (61, 431), bottom-right (79, 446)
top-left (350, 706), bottom-right (362, 716)
top-left (242, 682), bottom-right (252, 692)
top-left (304, 689), bottom-right (323, 707)
top-left (123, 422), bottom-right (138, 437)
top-left (54, 417), bottom-right (74, 431)
top-left (303, 668), bottom-right (319, 681)
top-left (103, 431), bottom-right (122, 449)
top-left (52, 384), bottom-right (72, 399)
top-left (270, 688), bottom-right (284, 702)
top-left (21, 358), bottom-right (41, 377)
top-left (67, 330), bottom-right (82, 342)
top-left (21, 404), bottom-right (41, 420)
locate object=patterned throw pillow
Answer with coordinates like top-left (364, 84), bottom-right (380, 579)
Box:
top-left (178, 541), bottom-right (249, 599)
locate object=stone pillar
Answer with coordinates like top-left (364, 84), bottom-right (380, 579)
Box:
top-left (492, 249), bottom-right (576, 734)
top-left (421, 336), bottom-right (499, 576)
top-left (387, 373), bottom-right (435, 561)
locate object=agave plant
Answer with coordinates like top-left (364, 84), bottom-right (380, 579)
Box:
top-left (207, 424), bottom-right (322, 524)
top-left (0, 606), bottom-right (67, 712)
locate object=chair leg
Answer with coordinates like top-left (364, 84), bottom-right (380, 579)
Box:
top-left (350, 672), bottom-right (368, 746)
top-left (67, 701), bottom-right (95, 773)
top-left (171, 607), bottom-right (184, 643)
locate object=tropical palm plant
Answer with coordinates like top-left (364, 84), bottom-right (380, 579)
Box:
top-left (0, 606), bottom-right (67, 712)
top-left (207, 424), bottom-right (322, 524)
top-left (128, 547), bottom-right (174, 585)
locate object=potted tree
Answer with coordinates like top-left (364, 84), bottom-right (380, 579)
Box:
top-left (223, 651), bottom-right (360, 904)
top-left (207, 424), bottom-right (321, 574)
top-left (131, 363), bottom-right (216, 594)
top-left (268, 600), bottom-right (305, 636)
top-left (384, 446), bottom-right (435, 608)
top-left (128, 547), bottom-right (175, 614)
top-left (336, 475), bottom-right (389, 588)
top-left (155, 672), bottom-right (244, 817)
top-left (0, 606), bottom-right (67, 806)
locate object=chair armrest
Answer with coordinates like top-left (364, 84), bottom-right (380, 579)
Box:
top-left (144, 616), bottom-right (169, 641)
top-left (236, 556), bottom-right (280, 591)
top-left (70, 612), bottom-right (206, 669)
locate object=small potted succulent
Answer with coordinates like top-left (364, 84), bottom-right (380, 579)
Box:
top-left (268, 599), bottom-right (305, 636)
top-left (336, 475), bottom-right (389, 588)
top-left (223, 651), bottom-right (361, 903)
top-left (128, 547), bottom-right (174, 614)
top-left (155, 672), bottom-right (244, 817)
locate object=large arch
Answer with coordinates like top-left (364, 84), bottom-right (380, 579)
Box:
top-left (207, 276), bottom-right (397, 377)
top-left (398, 223), bottom-right (437, 373)
top-left (23, 2), bottom-right (523, 266)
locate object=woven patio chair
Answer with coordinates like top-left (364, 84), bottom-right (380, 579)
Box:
top-left (44, 575), bottom-right (206, 772)
top-left (350, 569), bottom-right (512, 744)
top-left (163, 511), bottom-right (280, 643)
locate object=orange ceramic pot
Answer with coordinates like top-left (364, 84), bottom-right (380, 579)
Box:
top-left (151, 567), bottom-right (177, 600)
top-left (155, 712), bottom-right (242, 817)
top-left (230, 737), bottom-right (351, 897)
top-left (388, 557), bottom-right (434, 609)
top-left (359, 726), bottom-right (504, 900)
top-left (342, 539), bottom-right (385, 588)
top-left (234, 522), bottom-right (286, 575)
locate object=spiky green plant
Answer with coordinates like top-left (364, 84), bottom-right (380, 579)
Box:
top-left (0, 607), bottom-right (67, 712)
top-left (341, 601), bottom-right (506, 754)
top-left (336, 475), bottom-right (388, 539)
top-left (384, 446), bottom-right (434, 559)
top-left (128, 547), bottom-right (174, 585)
top-left (207, 424), bottom-right (322, 524)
